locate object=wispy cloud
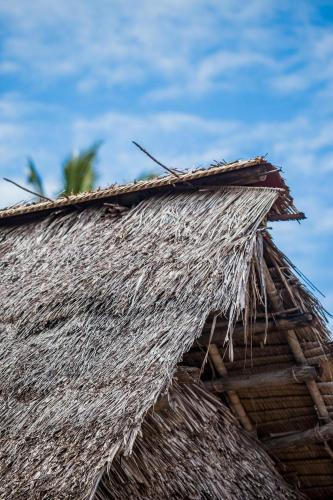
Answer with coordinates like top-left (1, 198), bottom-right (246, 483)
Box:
top-left (1, 0), bottom-right (330, 99)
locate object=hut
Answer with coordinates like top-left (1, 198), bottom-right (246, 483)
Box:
top-left (0, 157), bottom-right (332, 499)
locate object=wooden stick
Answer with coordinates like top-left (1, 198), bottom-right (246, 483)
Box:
top-left (268, 212), bottom-right (306, 221)
top-left (204, 365), bottom-right (318, 393)
top-left (103, 203), bottom-right (129, 212)
top-left (208, 344), bottom-right (254, 432)
top-left (264, 421), bottom-right (333, 451)
top-left (3, 177), bottom-right (54, 202)
top-left (132, 141), bottom-right (181, 179)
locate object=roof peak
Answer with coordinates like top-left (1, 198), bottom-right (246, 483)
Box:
top-left (0, 157), bottom-right (303, 224)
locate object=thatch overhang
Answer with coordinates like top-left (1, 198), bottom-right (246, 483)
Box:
top-left (0, 159), bottom-right (331, 499)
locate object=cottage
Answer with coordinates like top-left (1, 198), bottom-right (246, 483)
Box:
top-left (0, 158), bottom-right (332, 499)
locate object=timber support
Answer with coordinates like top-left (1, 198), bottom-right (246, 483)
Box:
top-left (204, 364), bottom-right (319, 393)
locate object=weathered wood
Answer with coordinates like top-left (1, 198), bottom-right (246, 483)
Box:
top-left (268, 212), bottom-right (306, 222)
top-left (200, 313), bottom-right (313, 345)
top-left (264, 420), bottom-right (333, 451)
top-left (320, 358), bottom-right (333, 382)
top-left (175, 366), bottom-right (201, 383)
top-left (204, 365), bottom-right (318, 393)
top-left (262, 259), bottom-right (330, 423)
top-left (208, 344), bottom-right (254, 432)
top-left (318, 382), bottom-right (333, 391)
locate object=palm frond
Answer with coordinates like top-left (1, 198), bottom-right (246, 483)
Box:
top-left (26, 158), bottom-right (45, 196)
top-left (61, 142), bottom-right (101, 196)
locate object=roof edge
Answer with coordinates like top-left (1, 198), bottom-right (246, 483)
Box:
top-left (0, 157), bottom-right (302, 224)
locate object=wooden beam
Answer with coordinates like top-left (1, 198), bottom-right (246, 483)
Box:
top-left (200, 312), bottom-right (313, 345)
top-left (262, 260), bottom-right (330, 423)
top-left (264, 421), bottom-right (333, 451)
top-left (208, 344), bottom-right (254, 432)
top-left (204, 365), bottom-right (318, 393)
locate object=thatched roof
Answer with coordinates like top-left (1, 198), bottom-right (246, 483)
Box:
top-left (0, 158), bottom-right (332, 499)
top-left (96, 379), bottom-right (302, 499)
top-left (1, 186), bottom-right (281, 497)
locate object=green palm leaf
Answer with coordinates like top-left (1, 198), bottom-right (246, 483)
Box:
top-left (27, 158), bottom-right (45, 196)
top-left (61, 142), bottom-right (101, 196)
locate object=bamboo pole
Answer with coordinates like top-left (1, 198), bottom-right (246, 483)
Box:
top-left (262, 260), bottom-right (330, 423)
top-left (208, 344), bottom-right (254, 433)
top-left (204, 365), bottom-right (318, 393)
top-left (264, 421), bottom-right (333, 451)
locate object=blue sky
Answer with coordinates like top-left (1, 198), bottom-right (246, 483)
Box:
top-left (0, 1), bottom-right (333, 313)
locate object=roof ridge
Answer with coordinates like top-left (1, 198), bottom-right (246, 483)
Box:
top-left (0, 158), bottom-right (269, 220)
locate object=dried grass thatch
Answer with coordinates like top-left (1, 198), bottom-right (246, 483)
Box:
top-left (96, 379), bottom-right (303, 500)
top-left (0, 186), bottom-right (280, 498)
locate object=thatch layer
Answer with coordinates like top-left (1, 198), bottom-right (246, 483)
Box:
top-left (96, 380), bottom-right (303, 500)
top-left (0, 187), bottom-right (279, 498)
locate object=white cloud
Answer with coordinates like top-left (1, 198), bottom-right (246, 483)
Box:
top-left (270, 25), bottom-right (333, 95)
top-left (68, 111), bottom-right (333, 224)
top-left (1, 88), bottom-right (332, 197)
top-left (1, 0), bottom-right (328, 99)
